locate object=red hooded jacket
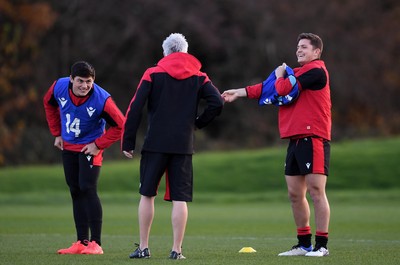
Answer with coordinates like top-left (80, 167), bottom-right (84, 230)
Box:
top-left (122, 52), bottom-right (223, 154)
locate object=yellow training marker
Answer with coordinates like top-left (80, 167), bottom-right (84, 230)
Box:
top-left (238, 247), bottom-right (257, 253)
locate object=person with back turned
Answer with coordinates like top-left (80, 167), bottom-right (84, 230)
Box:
top-left (122, 33), bottom-right (224, 259)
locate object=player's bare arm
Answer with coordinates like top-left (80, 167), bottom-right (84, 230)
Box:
top-left (221, 88), bottom-right (246, 102)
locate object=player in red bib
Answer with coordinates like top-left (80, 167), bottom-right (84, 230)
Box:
top-left (43, 61), bottom-right (125, 255)
top-left (222, 33), bottom-right (331, 257)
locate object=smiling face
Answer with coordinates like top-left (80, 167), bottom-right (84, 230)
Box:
top-left (296, 39), bottom-right (321, 66)
top-left (70, 75), bottom-right (94, 97)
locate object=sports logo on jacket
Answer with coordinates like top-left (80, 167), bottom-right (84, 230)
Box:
top-left (58, 97), bottom-right (68, 108)
top-left (86, 107), bottom-right (96, 117)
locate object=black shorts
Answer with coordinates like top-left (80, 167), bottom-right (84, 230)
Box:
top-left (285, 137), bottom-right (330, 176)
top-left (139, 151), bottom-right (193, 202)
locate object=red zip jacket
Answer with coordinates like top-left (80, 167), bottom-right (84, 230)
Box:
top-left (43, 81), bottom-right (125, 156)
top-left (246, 60), bottom-right (331, 140)
top-left (122, 52), bottom-right (223, 154)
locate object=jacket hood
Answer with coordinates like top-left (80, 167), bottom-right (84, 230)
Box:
top-left (157, 52), bottom-right (202, 80)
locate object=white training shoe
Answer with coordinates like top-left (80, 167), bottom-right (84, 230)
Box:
top-left (278, 245), bottom-right (313, 256)
top-left (305, 246), bottom-right (329, 257)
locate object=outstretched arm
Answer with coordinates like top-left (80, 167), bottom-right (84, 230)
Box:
top-left (221, 88), bottom-right (247, 103)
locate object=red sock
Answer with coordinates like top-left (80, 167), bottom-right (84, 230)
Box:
top-left (297, 226), bottom-right (311, 236)
top-left (316, 231), bottom-right (329, 238)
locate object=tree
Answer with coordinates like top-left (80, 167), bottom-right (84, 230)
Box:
top-left (1, 0), bottom-right (399, 166)
top-left (0, 1), bottom-right (57, 166)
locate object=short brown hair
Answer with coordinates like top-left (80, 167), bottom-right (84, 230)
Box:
top-left (70, 61), bottom-right (95, 79)
top-left (297, 33), bottom-right (323, 55)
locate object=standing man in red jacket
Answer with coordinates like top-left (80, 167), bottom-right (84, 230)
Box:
top-left (122, 33), bottom-right (223, 260)
top-left (222, 33), bottom-right (331, 257)
top-left (43, 61), bottom-right (125, 255)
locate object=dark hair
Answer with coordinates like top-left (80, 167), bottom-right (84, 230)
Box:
top-left (70, 61), bottom-right (95, 79)
top-left (297, 33), bottom-right (323, 54)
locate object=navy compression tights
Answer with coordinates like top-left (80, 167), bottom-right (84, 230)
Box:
top-left (62, 151), bottom-right (103, 245)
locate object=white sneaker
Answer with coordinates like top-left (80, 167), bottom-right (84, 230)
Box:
top-left (305, 246), bottom-right (329, 257)
top-left (278, 245), bottom-right (313, 256)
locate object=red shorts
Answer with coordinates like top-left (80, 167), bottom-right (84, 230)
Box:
top-left (139, 151), bottom-right (193, 202)
top-left (285, 137), bottom-right (330, 176)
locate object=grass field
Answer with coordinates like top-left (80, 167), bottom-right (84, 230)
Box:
top-left (1, 137), bottom-right (400, 194)
top-left (1, 191), bottom-right (400, 265)
top-left (1, 137), bottom-right (400, 264)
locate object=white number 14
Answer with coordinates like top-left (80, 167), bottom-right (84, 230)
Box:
top-left (65, 114), bottom-right (81, 137)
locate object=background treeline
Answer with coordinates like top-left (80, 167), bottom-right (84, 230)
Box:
top-left (1, 0), bottom-right (399, 166)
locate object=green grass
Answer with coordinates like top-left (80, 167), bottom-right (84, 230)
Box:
top-left (1, 137), bottom-right (400, 193)
top-left (0, 191), bottom-right (399, 265)
top-left (1, 137), bottom-right (400, 264)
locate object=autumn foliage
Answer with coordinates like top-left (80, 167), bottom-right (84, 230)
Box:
top-left (1, 0), bottom-right (399, 166)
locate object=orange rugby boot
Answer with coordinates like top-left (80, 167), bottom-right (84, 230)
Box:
top-left (81, 240), bottom-right (103, 255)
top-left (57, 241), bottom-right (86, 254)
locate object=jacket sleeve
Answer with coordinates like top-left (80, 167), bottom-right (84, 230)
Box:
top-left (195, 81), bottom-right (224, 129)
top-left (122, 77), bottom-right (152, 151)
top-left (94, 97), bottom-right (125, 149)
top-left (275, 77), bottom-right (296, 95)
top-left (296, 68), bottom-right (327, 91)
top-left (245, 83), bottom-right (262, 99)
top-left (43, 81), bottom-right (61, 137)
